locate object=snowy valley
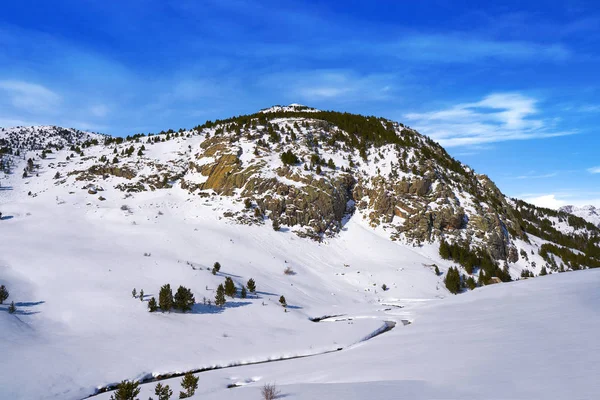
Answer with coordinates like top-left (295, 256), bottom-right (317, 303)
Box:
top-left (1, 106), bottom-right (599, 400)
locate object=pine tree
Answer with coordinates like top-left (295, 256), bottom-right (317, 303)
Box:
top-left (8, 301), bottom-right (16, 314)
top-left (279, 295), bottom-right (287, 308)
top-left (132, 288), bottom-right (137, 298)
top-left (139, 289), bottom-right (144, 301)
top-left (0, 284), bottom-right (8, 304)
top-left (224, 277), bottom-right (237, 298)
top-left (246, 278), bottom-right (256, 293)
top-left (439, 240), bottom-right (450, 259)
top-left (159, 284), bottom-right (173, 312)
top-left (540, 266), bottom-right (548, 276)
top-left (315, 165), bottom-right (322, 175)
top-left (215, 284), bottom-right (226, 307)
top-left (241, 286), bottom-right (247, 298)
top-left (434, 265), bottom-right (440, 276)
top-left (478, 269), bottom-right (486, 286)
top-left (154, 383), bottom-right (173, 400)
top-left (148, 297), bottom-right (158, 312)
top-left (212, 262), bottom-right (221, 275)
top-left (179, 372), bottom-right (199, 398)
top-left (174, 286), bottom-right (195, 312)
top-left (444, 267), bottom-right (461, 294)
top-left (466, 276), bottom-right (476, 290)
top-left (109, 380), bottom-right (140, 400)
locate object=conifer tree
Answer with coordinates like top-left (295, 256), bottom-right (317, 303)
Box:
top-left (179, 372), bottom-right (199, 398)
top-left (540, 266), bottom-right (548, 276)
top-left (159, 284), bottom-right (173, 312)
top-left (132, 288), bottom-right (137, 298)
top-left (224, 277), bottom-right (237, 298)
top-left (478, 269), bottom-right (486, 286)
top-left (439, 240), bottom-right (450, 259)
top-left (139, 289), bottom-right (144, 301)
top-left (154, 383), bottom-right (173, 400)
top-left (466, 276), bottom-right (476, 290)
top-left (434, 265), bottom-right (440, 276)
top-left (212, 262), bottom-right (221, 275)
top-left (0, 284), bottom-right (8, 304)
top-left (444, 267), bottom-right (461, 294)
top-left (279, 295), bottom-right (287, 308)
top-left (174, 286), bottom-right (195, 312)
top-left (215, 284), bottom-right (226, 307)
top-left (241, 286), bottom-right (247, 298)
top-left (109, 380), bottom-right (140, 400)
top-left (246, 278), bottom-right (256, 293)
top-left (8, 301), bottom-right (16, 314)
top-left (148, 297), bottom-right (158, 312)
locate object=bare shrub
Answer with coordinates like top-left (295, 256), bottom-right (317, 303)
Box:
top-left (261, 383), bottom-right (280, 400)
top-left (284, 266), bottom-right (295, 275)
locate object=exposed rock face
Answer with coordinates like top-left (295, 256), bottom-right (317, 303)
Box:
top-left (56, 108), bottom-right (543, 261)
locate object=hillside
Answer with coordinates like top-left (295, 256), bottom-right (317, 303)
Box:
top-left (1, 106), bottom-right (599, 399)
top-left (560, 205), bottom-right (600, 228)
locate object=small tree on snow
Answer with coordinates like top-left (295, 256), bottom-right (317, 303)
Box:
top-left (179, 372), bottom-right (199, 398)
top-left (246, 278), bottom-right (256, 293)
top-left (131, 288), bottom-right (137, 298)
top-left (173, 286), bottom-right (195, 312)
top-left (224, 277), bottom-right (237, 298)
top-left (154, 382), bottom-right (173, 400)
top-left (0, 285), bottom-right (8, 304)
top-left (215, 284), bottom-right (226, 307)
top-left (109, 380), bottom-right (140, 400)
top-left (148, 297), bottom-right (158, 312)
top-left (241, 286), bottom-right (247, 298)
top-left (212, 262), bottom-right (221, 275)
top-left (139, 289), bottom-right (144, 301)
top-left (279, 295), bottom-right (287, 308)
top-left (159, 284), bottom-right (173, 312)
top-left (8, 301), bottom-right (16, 314)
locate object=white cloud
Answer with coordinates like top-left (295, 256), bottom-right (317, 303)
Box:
top-left (588, 166), bottom-right (600, 174)
top-left (262, 70), bottom-right (394, 103)
top-left (522, 194), bottom-right (566, 209)
top-left (404, 92), bottom-right (574, 147)
top-left (515, 172), bottom-right (558, 180)
top-left (520, 193), bottom-right (600, 209)
top-left (90, 104), bottom-right (109, 118)
top-left (393, 34), bottom-right (571, 63)
top-left (0, 80), bottom-right (61, 112)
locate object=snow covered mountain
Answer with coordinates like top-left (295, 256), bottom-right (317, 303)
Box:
top-left (1, 105), bottom-right (599, 399)
top-left (0, 125), bottom-right (105, 153)
top-left (560, 204), bottom-right (600, 228)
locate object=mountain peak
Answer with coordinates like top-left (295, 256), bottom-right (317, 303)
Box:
top-left (259, 104), bottom-right (321, 114)
top-left (560, 204), bottom-right (600, 227)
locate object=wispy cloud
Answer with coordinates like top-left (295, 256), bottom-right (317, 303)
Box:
top-left (260, 70), bottom-right (395, 103)
top-left (588, 166), bottom-right (600, 174)
top-left (0, 80), bottom-right (61, 112)
top-left (391, 34), bottom-right (571, 63)
top-left (515, 172), bottom-right (558, 180)
top-left (404, 92), bottom-right (574, 147)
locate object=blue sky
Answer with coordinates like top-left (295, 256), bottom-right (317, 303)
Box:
top-left (1, 0), bottom-right (600, 207)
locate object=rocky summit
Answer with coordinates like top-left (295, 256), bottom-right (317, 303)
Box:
top-left (2, 105), bottom-right (599, 279)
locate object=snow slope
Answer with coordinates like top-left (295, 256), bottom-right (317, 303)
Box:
top-left (1, 121), bottom-right (599, 400)
top-left (94, 269), bottom-right (600, 400)
top-left (560, 205), bottom-right (600, 228)
top-left (0, 149), bottom-right (450, 400)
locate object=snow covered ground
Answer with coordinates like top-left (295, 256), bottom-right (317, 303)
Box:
top-left (0, 151), bottom-right (446, 400)
top-left (95, 269), bottom-right (600, 400)
top-left (1, 146), bottom-right (599, 399)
